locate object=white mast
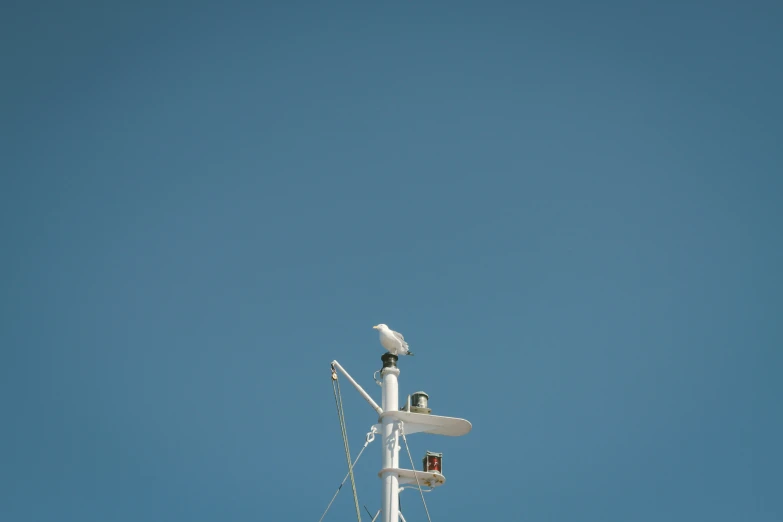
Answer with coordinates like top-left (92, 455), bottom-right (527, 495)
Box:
top-left (330, 353), bottom-right (471, 522)
top-left (379, 353), bottom-right (401, 522)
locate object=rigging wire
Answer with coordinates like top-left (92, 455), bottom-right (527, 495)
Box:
top-left (331, 367), bottom-right (363, 522)
top-left (400, 421), bottom-right (433, 522)
top-left (317, 438), bottom-right (373, 522)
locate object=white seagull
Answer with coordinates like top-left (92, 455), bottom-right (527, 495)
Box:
top-left (373, 324), bottom-right (414, 356)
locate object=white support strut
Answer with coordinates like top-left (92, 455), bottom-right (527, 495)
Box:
top-left (331, 360), bottom-right (383, 416)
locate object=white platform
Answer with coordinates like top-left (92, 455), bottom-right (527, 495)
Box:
top-left (377, 411), bottom-right (472, 436)
top-left (378, 468), bottom-right (446, 488)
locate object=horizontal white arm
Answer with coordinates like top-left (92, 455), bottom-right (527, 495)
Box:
top-left (331, 360), bottom-right (383, 415)
top-left (378, 411), bottom-right (472, 436)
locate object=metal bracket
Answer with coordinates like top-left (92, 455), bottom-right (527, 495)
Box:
top-left (366, 425), bottom-right (379, 444)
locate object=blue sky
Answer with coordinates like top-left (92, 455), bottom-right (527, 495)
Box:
top-left (2, 1), bottom-right (782, 521)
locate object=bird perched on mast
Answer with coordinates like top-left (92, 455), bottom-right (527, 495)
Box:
top-left (373, 324), bottom-right (414, 356)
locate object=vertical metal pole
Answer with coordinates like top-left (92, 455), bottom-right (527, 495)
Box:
top-left (380, 354), bottom-right (400, 522)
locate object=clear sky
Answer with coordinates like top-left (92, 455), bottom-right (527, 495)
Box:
top-left (2, 1), bottom-right (782, 521)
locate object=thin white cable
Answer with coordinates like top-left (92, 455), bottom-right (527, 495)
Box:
top-left (318, 439), bottom-right (372, 522)
top-left (338, 380), bottom-right (362, 521)
top-left (330, 374), bottom-right (362, 522)
top-left (399, 422), bottom-right (433, 522)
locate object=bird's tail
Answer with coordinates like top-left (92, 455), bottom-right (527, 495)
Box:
top-left (407, 351), bottom-right (415, 356)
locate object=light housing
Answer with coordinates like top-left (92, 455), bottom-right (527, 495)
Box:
top-left (401, 391), bottom-right (431, 414)
top-left (422, 451), bottom-right (443, 474)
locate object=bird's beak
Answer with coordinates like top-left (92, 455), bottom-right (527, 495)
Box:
top-left (372, 325), bottom-right (379, 329)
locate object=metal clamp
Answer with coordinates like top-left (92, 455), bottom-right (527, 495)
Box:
top-left (366, 425), bottom-right (379, 444)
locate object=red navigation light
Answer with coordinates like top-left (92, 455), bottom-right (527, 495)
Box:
top-left (422, 451), bottom-right (443, 474)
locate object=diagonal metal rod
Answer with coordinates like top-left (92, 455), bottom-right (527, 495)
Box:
top-left (331, 361), bottom-right (383, 415)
